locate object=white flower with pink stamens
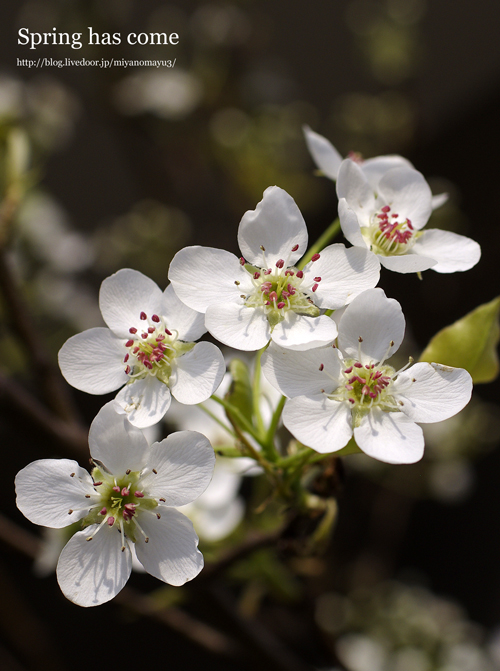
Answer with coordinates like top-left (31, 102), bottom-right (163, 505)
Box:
top-left (303, 125), bottom-right (448, 210)
top-left (168, 186), bottom-right (380, 352)
top-left (336, 158), bottom-right (481, 274)
top-left (261, 288), bottom-right (473, 464)
top-left (58, 268), bottom-right (226, 428)
top-left (15, 403), bottom-right (215, 607)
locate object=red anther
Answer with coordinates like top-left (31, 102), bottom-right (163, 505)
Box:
top-left (156, 335), bottom-right (165, 342)
top-left (277, 301), bottom-right (285, 309)
top-left (113, 485), bottom-right (120, 493)
top-left (107, 517), bottom-right (115, 526)
top-left (268, 291), bottom-right (278, 301)
top-left (354, 362), bottom-right (363, 368)
top-left (345, 384), bottom-right (353, 391)
top-left (165, 329), bottom-right (172, 336)
top-left (132, 346), bottom-right (139, 354)
top-left (291, 244), bottom-right (299, 252)
top-left (314, 276), bottom-right (322, 282)
top-left (381, 205), bottom-right (391, 213)
top-left (362, 385), bottom-right (370, 395)
top-left (369, 392), bottom-right (377, 399)
top-left (296, 270), bottom-right (304, 279)
top-left (348, 376), bottom-right (363, 384)
top-left (141, 333), bottom-right (148, 339)
top-left (93, 482), bottom-right (103, 486)
top-left (407, 219), bottom-right (413, 229)
top-left (348, 398), bottom-right (355, 404)
top-left (264, 268), bottom-right (272, 275)
top-left (123, 503), bottom-right (136, 520)
top-left (125, 365), bottom-right (131, 374)
top-left (282, 292), bottom-right (290, 299)
top-left (276, 259), bottom-right (285, 269)
top-left (134, 491), bottom-right (144, 498)
top-left (99, 507), bottom-right (107, 515)
top-left (140, 312), bottom-right (147, 320)
top-left (265, 301), bottom-right (271, 306)
top-left (344, 366), bottom-right (353, 374)
top-left (152, 314), bottom-right (160, 322)
top-left (121, 487), bottom-right (130, 497)
top-left (311, 253), bottom-right (320, 262)
top-left (124, 354), bottom-right (129, 363)
top-left (240, 257), bottom-right (245, 265)
top-left (377, 213), bottom-right (388, 219)
top-left (147, 327), bottom-right (155, 333)
top-left (319, 363), bottom-right (324, 371)
top-left (254, 271), bottom-right (261, 279)
top-left (129, 327), bottom-right (137, 334)
top-left (285, 269), bottom-right (294, 276)
top-left (392, 213), bottom-right (399, 218)
top-left (125, 339), bottom-right (134, 347)
top-left (144, 360), bottom-right (153, 369)
top-left (312, 283), bottom-right (318, 292)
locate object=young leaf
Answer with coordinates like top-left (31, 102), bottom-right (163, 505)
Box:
top-left (419, 296), bottom-right (500, 383)
top-left (225, 358), bottom-right (254, 424)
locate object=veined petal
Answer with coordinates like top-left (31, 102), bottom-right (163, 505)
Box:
top-left (262, 343), bottom-right (341, 398)
top-left (336, 160), bottom-right (376, 224)
top-left (88, 401), bottom-right (150, 473)
top-left (379, 252), bottom-right (437, 273)
top-left (99, 268), bottom-right (163, 338)
top-left (338, 199), bottom-right (368, 248)
top-left (338, 288), bottom-right (405, 364)
top-left (205, 302), bottom-right (270, 351)
top-left (15, 459), bottom-right (95, 528)
top-left (354, 407), bottom-right (424, 464)
top-left (58, 327), bottom-right (128, 394)
top-left (237, 186), bottom-right (308, 267)
top-left (393, 362), bottom-right (472, 423)
top-left (303, 244), bottom-right (380, 309)
top-left (139, 430), bottom-right (215, 505)
top-left (378, 167), bottom-right (432, 230)
top-left (303, 125), bottom-right (343, 180)
top-left (283, 395), bottom-right (353, 453)
top-left (169, 246), bottom-right (252, 313)
top-left (161, 284), bottom-right (206, 341)
top-left (57, 526), bottom-right (132, 607)
top-left (271, 313), bottom-right (337, 350)
top-left (134, 508), bottom-right (204, 586)
top-left (361, 155), bottom-right (413, 188)
top-left (115, 376), bottom-right (171, 428)
top-left (170, 342), bottom-right (225, 404)
top-left (412, 229), bottom-right (481, 273)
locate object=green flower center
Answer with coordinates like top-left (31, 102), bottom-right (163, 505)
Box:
top-left (364, 205), bottom-right (417, 256)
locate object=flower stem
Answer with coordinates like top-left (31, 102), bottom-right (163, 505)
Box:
top-left (252, 347), bottom-right (266, 437)
top-left (297, 217), bottom-right (341, 269)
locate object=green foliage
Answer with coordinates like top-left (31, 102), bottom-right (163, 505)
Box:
top-left (225, 358), bottom-right (254, 424)
top-left (419, 296), bottom-right (500, 383)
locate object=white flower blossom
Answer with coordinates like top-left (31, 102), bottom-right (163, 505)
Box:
top-left (336, 158), bottom-right (481, 274)
top-left (303, 125), bottom-right (448, 209)
top-left (58, 268), bottom-right (226, 428)
top-left (262, 288), bottom-right (473, 464)
top-left (169, 186), bottom-right (380, 351)
top-left (15, 403), bottom-right (215, 607)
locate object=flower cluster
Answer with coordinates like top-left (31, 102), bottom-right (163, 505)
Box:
top-left (15, 131), bottom-right (478, 608)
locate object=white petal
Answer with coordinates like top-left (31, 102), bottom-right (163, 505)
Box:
top-left (271, 312), bottom-right (337, 351)
top-left (180, 497), bottom-right (244, 542)
top-left (338, 198), bottom-right (368, 248)
top-left (393, 362), bottom-right (472, 423)
top-left (304, 244), bottom-right (380, 308)
top-left (262, 343), bottom-right (341, 398)
top-left (99, 268), bottom-right (163, 338)
top-left (336, 160), bottom-right (376, 225)
top-left (361, 155), bottom-right (413, 188)
top-left (139, 430), bottom-right (215, 505)
top-left (195, 459), bottom-right (242, 508)
top-left (57, 526), bottom-right (132, 607)
top-left (378, 167), bottom-right (432, 230)
top-left (58, 328), bottom-right (128, 394)
top-left (88, 401), bottom-right (151, 473)
top-left (161, 284), bottom-right (206, 341)
top-left (170, 342), bottom-right (225, 404)
top-left (303, 125), bottom-right (343, 180)
top-left (205, 302), bottom-right (270, 351)
top-left (338, 288), bottom-right (405, 364)
top-left (134, 508), bottom-right (204, 586)
top-left (15, 459), bottom-right (95, 528)
top-left (379, 252), bottom-right (437, 273)
top-left (283, 395), bottom-right (353, 453)
top-left (237, 186), bottom-right (308, 267)
top-left (115, 376), bottom-right (171, 428)
top-left (169, 246), bottom-right (252, 313)
top-left (354, 407), bottom-right (424, 464)
top-left (412, 229), bottom-right (481, 273)
top-left (431, 192), bottom-right (449, 210)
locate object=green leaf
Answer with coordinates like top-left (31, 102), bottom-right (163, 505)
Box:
top-left (225, 358), bottom-right (254, 424)
top-left (419, 296), bottom-right (500, 383)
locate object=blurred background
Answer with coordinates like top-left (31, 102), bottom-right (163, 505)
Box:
top-left (1, 1), bottom-right (500, 669)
